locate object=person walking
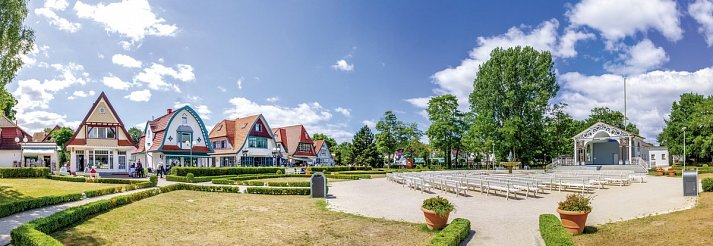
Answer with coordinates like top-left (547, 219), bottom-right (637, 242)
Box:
top-left (158, 164), bottom-right (165, 178)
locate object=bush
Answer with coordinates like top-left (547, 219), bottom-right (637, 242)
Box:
top-left (245, 187), bottom-right (310, 195)
top-left (326, 174), bottom-right (369, 180)
top-left (0, 167), bottom-right (50, 178)
top-left (186, 173), bottom-right (195, 181)
top-left (241, 180), bottom-right (265, 186)
top-left (267, 181), bottom-right (311, 187)
top-left (428, 218), bottom-right (470, 246)
top-left (48, 175), bottom-right (85, 182)
top-left (276, 169), bottom-right (284, 174)
top-left (171, 167), bottom-right (285, 176)
top-left (539, 214), bottom-right (574, 246)
top-left (308, 166), bottom-right (371, 173)
top-left (422, 196), bottom-right (454, 216)
top-left (703, 178), bottom-right (713, 192)
top-left (335, 171), bottom-right (386, 175)
top-left (211, 178), bottom-right (236, 185)
top-left (167, 174), bottom-right (238, 183)
top-left (149, 175), bottom-right (158, 185)
top-left (703, 164), bottom-right (709, 167)
top-left (558, 194), bottom-right (592, 213)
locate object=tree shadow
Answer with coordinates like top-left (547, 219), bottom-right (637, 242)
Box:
top-left (459, 229), bottom-right (476, 246)
top-left (582, 226), bottom-right (598, 234)
top-left (0, 185), bottom-right (27, 202)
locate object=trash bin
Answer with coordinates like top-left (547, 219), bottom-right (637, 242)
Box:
top-left (682, 169), bottom-right (699, 196)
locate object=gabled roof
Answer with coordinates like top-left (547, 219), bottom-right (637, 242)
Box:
top-left (314, 140), bottom-right (325, 152)
top-left (145, 111), bottom-right (176, 152)
top-left (272, 124), bottom-right (315, 157)
top-left (143, 106), bottom-right (213, 153)
top-left (574, 121), bottom-right (642, 140)
top-left (67, 92), bottom-right (134, 147)
top-left (39, 125), bottom-right (62, 143)
top-left (0, 115), bottom-right (32, 150)
top-left (209, 114), bottom-right (274, 155)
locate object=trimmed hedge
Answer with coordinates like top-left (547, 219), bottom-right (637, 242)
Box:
top-left (245, 187), bottom-right (310, 195)
top-left (335, 171), bottom-right (387, 175)
top-left (48, 175), bottom-right (86, 182)
top-left (0, 179), bottom-right (156, 218)
top-left (267, 181), bottom-right (311, 187)
top-left (241, 180), bottom-right (265, 186)
top-left (539, 214), bottom-right (574, 246)
top-left (171, 167), bottom-right (285, 176)
top-left (428, 218), bottom-right (471, 246)
top-left (11, 183), bottom-right (240, 246)
top-left (703, 178), bottom-right (713, 192)
top-left (0, 167), bottom-right (50, 178)
top-left (166, 174), bottom-right (237, 183)
top-left (326, 174), bottom-right (370, 180)
top-left (48, 175), bottom-right (146, 185)
top-left (308, 166), bottom-right (371, 173)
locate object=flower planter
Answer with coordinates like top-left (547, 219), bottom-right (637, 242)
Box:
top-left (422, 207), bottom-right (450, 230)
top-left (557, 209), bottom-right (589, 235)
top-left (656, 168), bottom-right (664, 176)
top-left (668, 169), bottom-right (676, 177)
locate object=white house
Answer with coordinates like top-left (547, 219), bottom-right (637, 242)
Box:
top-left (646, 146), bottom-right (670, 167)
top-left (209, 114), bottom-right (280, 166)
top-left (0, 115), bottom-right (33, 167)
top-left (314, 140), bottom-right (334, 166)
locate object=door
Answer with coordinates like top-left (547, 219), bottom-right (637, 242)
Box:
top-left (43, 156), bottom-right (51, 167)
top-left (77, 155), bottom-right (85, 172)
top-left (612, 153), bottom-right (619, 165)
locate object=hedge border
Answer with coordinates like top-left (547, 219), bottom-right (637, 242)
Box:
top-left (245, 187), bottom-right (311, 195)
top-left (0, 178), bottom-right (156, 218)
top-left (703, 178), bottom-right (713, 192)
top-left (170, 167), bottom-right (284, 176)
top-left (10, 183), bottom-right (239, 246)
top-left (0, 167), bottom-right (50, 178)
top-left (266, 181), bottom-right (311, 187)
top-left (427, 218), bottom-right (471, 246)
top-left (166, 174), bottom-right (237, 183)
top-left (538, 214), bottom-right (574, 246)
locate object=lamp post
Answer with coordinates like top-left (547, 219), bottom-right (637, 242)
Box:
top-left (682, 127), bottom-right (686, 170)
top-left (242, 150), bottom-right (249, 166)
top-left (185, 140), bottom-right (196, 167)
top-left (272, 147), bottom-right (280, 166)
top-left (15, 136), bottom-right (28, 167)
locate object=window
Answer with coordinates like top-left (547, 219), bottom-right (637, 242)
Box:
top-left (90, 150), bottom-right (114, 169)
top-left (248, 137), bottom-right (268, 149)
top-left (217, 124), bottom-right (223, 131)
top-left (88, 127), bottom-right (116, 139)
top-left (118, 151), bottom-right (127, 170)
top-left (99, 107), bottom-right (105, 113)
top-left (212, 141), bottom-right (217, 149)
top-left (662, 154), bottom-right (666, 160)
top-left (651, 154), bottom-right (656, 160)
top-left (298, 143), bottom-right (311, 152)
top-left (182, 116), bottom-right (188, 125)
top-left (178, 133), bottom-right (191, 148)
top-left (221, 140), bottom-right (226, 149)
top-left (255, 124), bottom-right (262, 132)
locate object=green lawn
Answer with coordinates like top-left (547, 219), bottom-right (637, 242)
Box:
top-left (52, 190), bottom-right (433, 245)
top-left (0, 178), bottom-right (124, 204)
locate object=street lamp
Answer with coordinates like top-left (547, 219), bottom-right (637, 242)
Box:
top-left (185, 140), bottom-right (197, 167)
top-left (15, 136), bottom-right (28, 167)
top-left (682, 127), bottom-right (687, 170)
top-left (272, 147), bottom-right (280, 166)
top-left (242, 150), bottom-right (249, 166)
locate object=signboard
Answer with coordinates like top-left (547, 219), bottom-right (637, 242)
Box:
top-left (310, 172), bottom-right (327, 198)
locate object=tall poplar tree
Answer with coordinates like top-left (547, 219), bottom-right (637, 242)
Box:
top-left (426, 95), bottom-right (465, 168)
top-left (1, 0), bottom-right (35, 120)
top-left (351, 125), bottom-right (380, 167)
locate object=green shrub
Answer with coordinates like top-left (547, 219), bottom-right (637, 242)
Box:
top-left (245, 187), bottom-right (310, 195)
top-left (422, 196), bottom-right (455, 216)
top-left (557, 194), bottom-right (592, 213)
top-left (308, 166), bottom-right (371, 173)
top-left (335, 171), bottom-right (386, 175)
top-left (703, 164), bottom-right (709, 167)
top-left (326, 174), bottom-right (369, 180)
top-left (149, 175), bottom-right (158, 185)
top-left (703, 178), bottom-right (713, 192)
top-left (267, 181), bottom-right (311, 187)
top-left (539, 214), bottom-right (574, 246)
top-left (241, 180), bottom-right (265, 186)
top-left (186, 173), bottom-right (195, 181)
top-left (211, 178), bottom-right (236, 185)
top-left (427, 218), bottom-right (470, 246)
top-left (0, 167), bottom-right (50, 178)
top-left (276, 169), bottom-right (284, 174)
top-left (48, 175), bottom-right (85, 182)
top-left (171, 167), bottom-right (285, 176)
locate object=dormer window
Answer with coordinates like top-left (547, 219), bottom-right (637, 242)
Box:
top-left (182, 116), bottom-right (188, 125)
top-left (255, 124), bottom-right (262, 132)
top-left (217, 124), bottom-right (223, 131)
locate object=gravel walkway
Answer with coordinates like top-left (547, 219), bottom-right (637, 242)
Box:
top-left (327, 176), bottom-right (697, 246)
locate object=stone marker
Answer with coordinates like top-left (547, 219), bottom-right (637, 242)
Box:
top-left (311, 172), bottom-right (326, 198)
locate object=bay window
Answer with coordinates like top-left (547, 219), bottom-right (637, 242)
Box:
top-left (88, 127), bottom-right (116, 139)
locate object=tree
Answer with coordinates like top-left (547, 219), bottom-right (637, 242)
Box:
top-left (658, 93), bottom-right (705, 159)
top-left (351, 125), bottom-right (381, 167)
top-left (426, 95), bottom-right (465, 168)
top-left (689, 97), bottom-right (713, 162)
top-left (0, 0), bottom-right (35, 120)
top-left (469, 46), bottom-right (558, 164)
top-left (51, 127), bottom-right (73, 165)
top-left (375, 111), bottom-right (399, 165)
top-left (128, 127), bottom-right (142, 145)
top-left (312, 133), bottom-right (337, 152)
top-left (583, 107), bottom-right (639, 134)
top-left (543, 104), bottom-right (583, 162)
top-left (333, 142), bottom-right (353, 165)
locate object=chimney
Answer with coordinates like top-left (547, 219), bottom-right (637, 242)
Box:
top-left (167, 108), bottom-right (173, 114)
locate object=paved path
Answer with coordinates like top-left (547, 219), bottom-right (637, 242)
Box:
top-left (327, 176), bottom-right (697, 246)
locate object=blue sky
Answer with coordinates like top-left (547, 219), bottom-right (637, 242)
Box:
top-left (10, 0), bottom-right (713, 143)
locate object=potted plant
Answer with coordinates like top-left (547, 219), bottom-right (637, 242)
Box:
top-left (556, 194), bottom-right (592, 235)
top-left (656, 168), bottom-right (664, 176)
top-left (668, 168), bottom-right (676, 176)
top-left (421, 196), bottom-right (454, 230)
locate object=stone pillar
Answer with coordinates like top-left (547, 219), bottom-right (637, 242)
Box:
top-left (573, 139), bottom-right (578, 165)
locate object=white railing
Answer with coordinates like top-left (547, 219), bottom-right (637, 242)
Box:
top-left (631, 157), bottom-right (649, 170)
top-left (546, 156), bottom-right (575, 171)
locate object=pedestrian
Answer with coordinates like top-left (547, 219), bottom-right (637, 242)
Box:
top-left (159, 164), bottom-right (165, 178)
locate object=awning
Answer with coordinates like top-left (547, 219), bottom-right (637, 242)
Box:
top-left (291, 156), bottom-right (316, 162)
top-left (22, 149), bottom-right (56, 155)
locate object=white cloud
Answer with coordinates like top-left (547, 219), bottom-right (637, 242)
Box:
top-left (335, 107), bottom-right (351, 117)
top-left (111, 54), bottom-right (143, 68)
top-left (13, 62), bottom-right (89, 113)
top-left (102, 74), bottom-right (133, 90)
top-left (689, 0), bottom-right (713, 46)
top-left (266, 96), bottom-right (279, 103)
top-left (134, 63), bottom-right (194, 92)
top-left (362, 120), bottom-right (376, 128)
top-left (217, 86), bottom-right (227, 92)
top-left (68, 90), bottom-right (96, 100)
top-left (174, 96), bottom-right (212, 120)
top-left (604, 39), bottom-right (669, 75)
top-left (558, 67), bottom-right (713, 142)
top-left (237, 78), bottom-right (243, 89)
top-left (332, 59), bottom-right (354, 72)
top-left (16, 110), bottom-right (80, 134)
top-left (224, 97), bottom-right (352, 141)
top-left (34, 0), bottom-right (81, 32)
top-left (20, 44), bottom-right (50, 67)
top-left (408, 19), bottom-right (560, 110)
top-left (557, 29), bottom-right (595, 58)
top-left (124, 89), bottom-right (151, 102)
top-left (567, 0), bottom-right (682, 44)
top-left (74, 0), bottom-right (178, 48)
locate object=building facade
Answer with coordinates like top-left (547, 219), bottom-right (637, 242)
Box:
top-left (67, 92), bottom-right (134, 173)
top-left (273, 125), bottom-right (316, 166)
top-left (573, 122), bottom-right (668, 168)
top-left (135, 106), bottom-right (213, 169)
top-left (313, 140), bottom-right (334, 166)
top-left (208, 114), bottom-right (281, 167)
top-left (0, 115), bottom-right (34, 167)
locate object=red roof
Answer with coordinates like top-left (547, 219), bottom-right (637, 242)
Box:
top-left (67, 92), bottom-right (135, 147)
top-left (144, 107), bottom-right (211, 154)
top-left (272, 125), bottom-right (315, 157)
top-left (314, 140), bottom-right (325, 152)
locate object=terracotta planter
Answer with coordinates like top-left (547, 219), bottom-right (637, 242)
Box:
top-left (656, 168), bottom-right (664, 176)
top-left (421, 208), bottom-right (450, 230)
top-left (557, 209), bottom-right (589, 235)
top-left (668, 169), bottom-right (676, 177)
